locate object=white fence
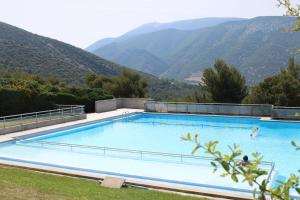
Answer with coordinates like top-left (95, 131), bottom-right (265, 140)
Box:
top-left (0, 105), bottom-right (86, 135)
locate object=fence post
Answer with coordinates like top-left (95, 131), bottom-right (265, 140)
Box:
top-left (35, 113), bottom-right (38, 124)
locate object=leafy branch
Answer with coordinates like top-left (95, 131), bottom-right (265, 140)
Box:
top-left (277, 0), bottom-right (300, 31)
top-left (181, 133), bottom-right (300, 199)
top-left (291, 141), bottom-right (300, 151)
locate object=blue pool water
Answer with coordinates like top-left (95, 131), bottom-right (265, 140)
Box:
top-left (0, 113), bottom-right (299, 194)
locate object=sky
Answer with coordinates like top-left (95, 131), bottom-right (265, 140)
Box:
top-left (0, 0), bottom-right (287, 49)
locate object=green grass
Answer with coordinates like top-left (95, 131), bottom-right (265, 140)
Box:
top-left (0, 166), bottom-right (207, 200)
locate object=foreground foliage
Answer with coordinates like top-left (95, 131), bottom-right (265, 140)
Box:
top-left (182, 133), bottom-right (300, 200)
top-left (277, 0), bottom-right (300, 32)
top-left (0, 166), bottom-right (205, 200)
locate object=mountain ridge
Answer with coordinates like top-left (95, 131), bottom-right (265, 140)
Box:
top-left (91, 16), bottom-right (300, 84)
top-left (86, 17), bottom-right (245, 51)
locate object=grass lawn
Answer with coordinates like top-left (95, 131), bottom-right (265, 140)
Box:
top-left (0, 166), bottom-right (207, 200)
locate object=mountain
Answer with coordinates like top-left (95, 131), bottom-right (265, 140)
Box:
top-left (85, 38), bottom-right (115, 52)
top-left (0, 21), bottom-right (122, 84)
top-left (97, 43), bottom-right (170, 76)
top-left (91, 16), bottom-right (300, 85)
top-left (0, 21), bottom-right (200, 101)
top-left (86, 17), bottom-right (245, 51)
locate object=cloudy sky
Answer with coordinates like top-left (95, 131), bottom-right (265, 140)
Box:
top-left (0, 0), bottom-right (287, 48)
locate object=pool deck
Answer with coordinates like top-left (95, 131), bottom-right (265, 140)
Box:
top-left (0, 109), bottom-right (143, 143)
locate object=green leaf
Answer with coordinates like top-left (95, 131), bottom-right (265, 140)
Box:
top-left (193, 134), bottom-right (199, 143)
top-left (221, 161), bottom-right (230, 172)
top-left (186, 132), bottom-right (191, 140)
top-left (231, 174), bottom-right (239, 182)
top-left (191, 144), bottom-right (200, 155)
top-left (296, 188), bottom-right (300, 195)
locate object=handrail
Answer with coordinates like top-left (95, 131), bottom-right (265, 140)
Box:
top-left (0, 105), bottom-right (85, 129)
top-left (55, 104), bottom-right (84, 109)
top-left (0, 106), bottom-right (84, 119)
top-left (266, 162), bottom-right (276, 185)
top-left (55, 104), bottom-right (83, 107)
top-left (147, 101), bottom-right (273, 107)
top-left (124, 120), bottom-right (255, 129)
top-left (273, 106), bottom-right (300, 109)
top-left (15, 138), bottom-right (274, 166)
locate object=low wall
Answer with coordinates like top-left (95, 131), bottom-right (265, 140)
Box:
top-left (272, 106), bottom-right (300, 120)
top-left (95, 99), bottom-right (300, 120)
top-left (145, 102), bottom-right (273, 116)
top-left (95, 98), bottom-right (151, 113)
top-left (95, 99), bottom-right (117, 113)
top-left (0, 114), bottom-right (86, 135)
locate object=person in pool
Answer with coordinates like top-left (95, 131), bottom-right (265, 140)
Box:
top-left (239, 155), bottom-right (250, 166)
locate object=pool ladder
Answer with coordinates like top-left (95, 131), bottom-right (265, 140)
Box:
top-left (122, 111), bottom-right (130, 121)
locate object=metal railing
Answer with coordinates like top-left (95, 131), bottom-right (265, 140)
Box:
top-left (123, 120), bottom-right (256, 130)
top-left (15, 138), bottom-right (274, 168)
top-left (0, 105), bottom-right (85, 129)
top-left (266, 162), bottom-right (276, 185)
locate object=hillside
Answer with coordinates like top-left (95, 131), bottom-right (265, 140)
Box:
top-left (91, 16), bottom-right (300, 85)
top-left (86, 17), bottom-right (244, 51)
top-left (0, 21), bottom-right (199, 101)
top-left (0, 21), bottom-right (122, 84)
top-left (97, 43), bottom-right (170, 75)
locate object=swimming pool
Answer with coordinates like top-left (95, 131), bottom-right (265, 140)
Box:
top-left (0, 113), bottom-right (299, 196)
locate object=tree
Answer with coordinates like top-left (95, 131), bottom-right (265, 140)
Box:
top-left (243, 58), bottom-right (300, 106)
top-left (110, 70), bottom-right (148, 98)
top-left (85, 70), bottom-right (148, 98)
top-left (0, 71), bottom-right (113, 115)
top-left (182, 133), bottom-right (300, 200)
top-left (202, 59), bottom-right (248, 103)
